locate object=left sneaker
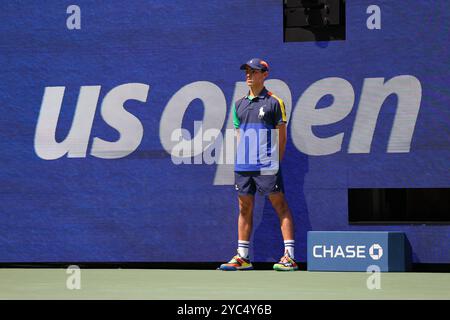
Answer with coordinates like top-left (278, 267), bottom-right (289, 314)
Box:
top-left (218, 252), bottom-right (253, 271)
top-left (273, 252), bottom-right (298, 271)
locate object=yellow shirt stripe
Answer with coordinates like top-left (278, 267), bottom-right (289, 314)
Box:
top-left (269, 93), bottom-right (287, 122)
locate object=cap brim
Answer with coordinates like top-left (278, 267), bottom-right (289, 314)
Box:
top-left (240, 63), bottom-right (250, 70)
top-left (240, 63), bottom-right (266, 71)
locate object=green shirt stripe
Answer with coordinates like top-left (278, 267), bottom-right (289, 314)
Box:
top-left (232, 102), bottom-right (240, 128)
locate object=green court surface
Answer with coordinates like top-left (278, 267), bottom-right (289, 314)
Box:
top-left (0, 269), bottom-right (449, 300)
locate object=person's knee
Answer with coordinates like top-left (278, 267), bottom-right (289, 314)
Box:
top-left (270, 194), bottom-right (290, 214)
top-left (239, 196), bottom-right (254, 215)
top-left (240, 203), bottom-right (253, 215)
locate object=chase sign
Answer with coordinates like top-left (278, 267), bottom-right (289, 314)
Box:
top-left (307, 231), bottom-right (411, 271)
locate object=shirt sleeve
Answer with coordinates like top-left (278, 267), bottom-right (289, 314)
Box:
top-left (232, 102), bottom-right (240, 129)
top-left (273, 97), bottom-right (287, 126)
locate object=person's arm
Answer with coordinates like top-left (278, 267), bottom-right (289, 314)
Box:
top-left (276, 123), bottom-right (287, 162)
top-left (233, 102), bottom-right (241, 147)
top-left (271, 95), bottom-right (287, 163)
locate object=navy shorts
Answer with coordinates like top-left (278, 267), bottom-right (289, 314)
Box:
top-left (234, 168), bottom-right (285, 196)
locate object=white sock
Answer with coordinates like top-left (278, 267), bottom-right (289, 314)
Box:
top-left (238, 240), bottom-right (250, 259)
top-left (284, 240), bottom-right (295, 259)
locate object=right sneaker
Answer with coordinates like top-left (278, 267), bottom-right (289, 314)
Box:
top-left (218, 252), bottom-right (253, 271)
top-left (273, 252), bottom-right (299, 271)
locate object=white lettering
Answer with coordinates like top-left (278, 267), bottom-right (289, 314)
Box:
top-left (334, 245), bottom-right (345, 258)
top-left (312, 245), bottom-right (368, 258)
top-left (90, 83), bottom-right (148, 159)
top-left (66, 265), bottom-right (81, 290)
top-left (366, 265), bottom-right (382, 289)
top-left (291, 77), bottom-right (355, 155)
top-left (202, 128), bottom-right (223, 165)
top-left (366, 5), bottom-right (381, 30)
top-left (66, 5), bottom-right (81, 30)
top-left (159, 81), bottom-right (226, 158)
top-left (357, 246), bottom-right (366, 258)
top-left (34, 86), bottom-right (100, 160)
top-left (35, 75), bottom-right (422, 166)
top-left (348, 76), bottom-right (422, 153)
top-left (346, 245), bottom-right (356, 258)
top-left (170, 128), bottom-right (192, 164)
top-left (313, 245), bottom-right (322, 258)
top-left (322, 245), bottom-right (334, 258)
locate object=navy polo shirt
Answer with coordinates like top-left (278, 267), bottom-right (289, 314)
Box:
top-left (232, 87), bottom-right (287, 172)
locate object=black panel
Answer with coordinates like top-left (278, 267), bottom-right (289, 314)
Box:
top-left (348, 188), bottom-right (450, 224)
top-left (284, 0), bottom-right (346, 42)
top-left (285, 8), bottom-right (309, 27)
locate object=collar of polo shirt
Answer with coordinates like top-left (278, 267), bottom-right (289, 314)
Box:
top-left (246, 87), bottom-right (269, 100)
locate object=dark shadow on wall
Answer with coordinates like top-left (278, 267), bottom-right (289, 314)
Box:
top-left (252, 145), bottom-right (310, 263)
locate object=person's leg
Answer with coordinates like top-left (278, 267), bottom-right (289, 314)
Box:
top-left (254, 169), bottom-right (298, 271)
top-left (218, 173), bottom-right (256, 271)
top-left (237, 194), bottom-right (255, 259)
top-left (268, 192), bottom-right (294, 242)
top-left (269, 192), bottom-right (298, 271)
top-left (238, 194), bottom-right (255, 242)
top-left (254, 169), bottom-right (295, 249)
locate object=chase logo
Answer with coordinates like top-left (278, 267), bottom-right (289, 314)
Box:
top-left (369, 244), bottom-right (383, 260)
top-left (308, 232), bottom-right (408, 272)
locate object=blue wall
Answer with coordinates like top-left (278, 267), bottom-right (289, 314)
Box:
top-left (0, 1), bottom-right (448, 263)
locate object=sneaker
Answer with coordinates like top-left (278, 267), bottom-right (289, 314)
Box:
top-left (273, 252), bottom-right (298, 271)
top-left (218, 252), bottom-right (253, 271)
